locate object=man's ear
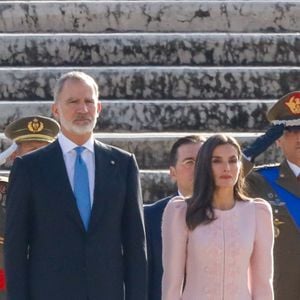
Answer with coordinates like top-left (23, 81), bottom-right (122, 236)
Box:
top-left (97, 102), bottom-right (102, 116)
top-left (51, 103), bottom-right (59, 121)
top-left (169, 166), bottom-right (177, 182)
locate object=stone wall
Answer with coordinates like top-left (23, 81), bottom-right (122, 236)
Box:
top-left (0, 0), bottom-right (298, 202)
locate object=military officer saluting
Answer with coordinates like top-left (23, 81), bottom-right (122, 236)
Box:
top-left (246, 91), bottom-right (300, 300)
top-left (0, 116), bottom-right (59, 298)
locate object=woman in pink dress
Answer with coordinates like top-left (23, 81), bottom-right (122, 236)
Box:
top-left (162, 134), bottom-right (274, 300)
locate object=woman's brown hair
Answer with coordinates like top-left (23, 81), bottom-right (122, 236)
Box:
top-left (186, 134), bottom-right (248, 230)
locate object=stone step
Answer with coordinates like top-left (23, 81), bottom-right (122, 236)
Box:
top-left (1, 33), bottom-right (300, 66)
top-left (0, 66), bottom-right (299, 100)
top-left (0, 1), bottom-right (300, 33)
top-left (0, 132), bottom-right (283, 170)
top-left (0, 100), bottom-right (274, 132)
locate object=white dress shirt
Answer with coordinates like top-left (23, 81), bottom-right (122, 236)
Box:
top-left (287, 160), bottom-right (300, 178)
top-left (58, 133), bottom-right (95, 206)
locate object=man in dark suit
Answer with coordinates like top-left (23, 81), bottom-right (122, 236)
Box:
top-left (4, 71), bottom-right (147, 300)
top-left (246, 91), bottom-right (300, 300)
top-left (144, 135), bottom-right (205, 300)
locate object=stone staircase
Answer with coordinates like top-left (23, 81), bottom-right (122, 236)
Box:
top-left (1, 0), bottom-right (299, 202)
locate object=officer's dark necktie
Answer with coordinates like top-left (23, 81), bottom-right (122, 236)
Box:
top-left (73, 146), bottom-right (91, 230)
top-left (297, 174), bottom-right (300, 182)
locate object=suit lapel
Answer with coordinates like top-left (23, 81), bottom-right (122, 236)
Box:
top-left (89, 141), bottom-right (119, 232)
top-left (277, 160), bottom-right (300, 198)
top-left (41, 140), bottom-right (85, 231)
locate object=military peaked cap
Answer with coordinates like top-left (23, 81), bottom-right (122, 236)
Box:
top-left (4, 116), bottom-right (60, 143)
top-left (267, 91), bottom-right (300, 127)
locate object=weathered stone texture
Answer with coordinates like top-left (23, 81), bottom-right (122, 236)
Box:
top-left (1, 34), bottom-right (300, 66)
top-left (0, 100), bottom-right (274, 132)
top-left (0, 2), bottom-right (300, 33)
top-left (0, 67), bottom-right (300, 100)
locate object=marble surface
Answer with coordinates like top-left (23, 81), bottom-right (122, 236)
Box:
top-left (0, 2), bottom-right (300, 33)
top-left (0, 100), bottom-right (274, 132)
top-left (0, 67), bottom-right (299, 100)
top-left (1, 33), bottom-right (300, 66)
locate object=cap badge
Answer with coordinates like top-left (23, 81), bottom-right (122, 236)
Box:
top-left (27, 118), bottom-right (44, 133)
top-left (285, 95), bottom-right (300, 115)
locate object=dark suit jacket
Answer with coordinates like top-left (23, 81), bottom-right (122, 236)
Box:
top-left (144, 194), bottom-right (176, 300)
top-left (4, 140), bottom-right (147, 300)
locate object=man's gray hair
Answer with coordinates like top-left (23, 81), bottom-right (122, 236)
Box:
top-left (53, 71), bottom-right (99, 102)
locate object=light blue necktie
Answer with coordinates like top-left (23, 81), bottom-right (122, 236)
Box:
top-left (73, 146), bottom-right (91, 230)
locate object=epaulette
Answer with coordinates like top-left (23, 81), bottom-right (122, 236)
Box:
top-left (254, 163), bottom-right (280, 171)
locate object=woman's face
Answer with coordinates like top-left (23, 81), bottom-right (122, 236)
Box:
top-left (211, 143), bottom-right (241, 189)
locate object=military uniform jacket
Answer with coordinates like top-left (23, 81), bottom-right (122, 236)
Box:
top-left (246, 159), bottom-right (300, 300)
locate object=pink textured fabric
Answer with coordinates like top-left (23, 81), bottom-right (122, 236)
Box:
top-left (162, 196), bottom-right (274, 300)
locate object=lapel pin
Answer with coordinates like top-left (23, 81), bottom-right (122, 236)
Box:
top-left (110, 160), bottom-right (115, 165)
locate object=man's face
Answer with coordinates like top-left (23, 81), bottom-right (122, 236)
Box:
top-left (52, 79), bottom-right (101, 142)
top-left (277, 127), bottom-right (300, 166)
top-left (170, 142), bottom-right (203, 197)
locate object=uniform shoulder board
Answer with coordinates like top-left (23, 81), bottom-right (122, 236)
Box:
top-left (254, 163), bottom-right (280, 171)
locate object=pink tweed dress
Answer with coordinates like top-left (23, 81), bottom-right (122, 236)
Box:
top-left (162, 196), bottom-right (274, 300)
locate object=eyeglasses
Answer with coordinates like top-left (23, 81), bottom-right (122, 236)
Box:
top-left (180, 159), bottom-right (196, 167)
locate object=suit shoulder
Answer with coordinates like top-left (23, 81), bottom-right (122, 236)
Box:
top-left (108, 144), bottom-right (132, 157)
top-left (144, 195), bottom-right (174, 215)
top-left (19, 140), bottom-right (57, 162)
top-left (96, 141), bottom-right (133, 159)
